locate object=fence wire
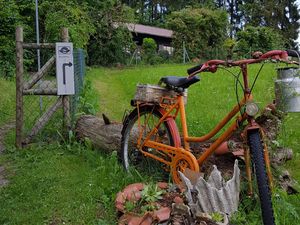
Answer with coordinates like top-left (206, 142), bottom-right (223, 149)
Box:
top-left (71, 49), bottom-right (85, 126)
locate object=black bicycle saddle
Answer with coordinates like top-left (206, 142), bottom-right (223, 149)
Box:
top-left (159, 76), bottom-right (200, 90)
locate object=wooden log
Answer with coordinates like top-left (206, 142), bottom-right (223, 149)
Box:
top-left (16, 26), bottom-right (24, 149)
top-left (22, 43), bottom-right (55, 49)
top-left (75, 115), bottom-right (123, 152)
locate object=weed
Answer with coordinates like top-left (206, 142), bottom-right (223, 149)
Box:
top-left (211, 212), bottom-right (224, 222)
top-left (141, 183), bottom-right (166, 203)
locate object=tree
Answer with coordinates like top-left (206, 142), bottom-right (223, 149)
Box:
top-left (0, 0), bottom-right (22, 77)
top-left (167, 7), bottom-right (228, 60)
top-left (242, 0), bottom-right (300, 48)
top-left (87, 1), bottom-right (135, 66)
top-left (40, 0), bottom-right (94, 48)
top-left (235, 26), bottom-right (284, 57)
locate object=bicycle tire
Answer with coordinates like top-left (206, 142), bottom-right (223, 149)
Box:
top-left (120, 105), bottom-right (179, 177)
top-left (248, 129), bottom-right (275, 225)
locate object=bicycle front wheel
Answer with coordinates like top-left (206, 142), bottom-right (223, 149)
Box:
top-left (120, 105), bottom-right (179, 177)
top-left (248, 129), bottom-right (275, 225)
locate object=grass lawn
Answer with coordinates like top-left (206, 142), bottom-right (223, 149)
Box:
top-left (0, 142), bottom-right (147, 225)
top-left (0, 78), bottom-right (15, 126)
top-left (0, 63), bottom-right (299, 224)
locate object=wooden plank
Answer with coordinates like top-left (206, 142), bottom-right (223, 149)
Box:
top-left (23, 88), bottom-right (57, 95)
top-left (23, 55), bottom-right (55, 90)
top-left (16, 26), bottom-right (24, 149)
top-left (22, 43), bottom-right (55, 49)
top-left (23, 97), bottom-right (62, 145)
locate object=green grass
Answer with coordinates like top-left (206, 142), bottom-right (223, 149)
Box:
top-left (88, 63), bottom-right (278, 135)
top-left (0, 142), bottom-right (143, 225)
top-left (0, 78), bottom-right (15, 125)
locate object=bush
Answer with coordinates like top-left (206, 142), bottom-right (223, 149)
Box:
top-left (166, 7), bottom-right (228, 60)
top-left (87, 3), bottom-right (135, 66)
top-left (235, 26), bottom-right (284, 57)
top-left (142, 38), bottom-right (163, 64)
top-left (0, 0), bottom-right (22, 78)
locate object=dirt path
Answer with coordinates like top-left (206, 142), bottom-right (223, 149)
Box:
top-left (0, 121), bottom-right (14, 187)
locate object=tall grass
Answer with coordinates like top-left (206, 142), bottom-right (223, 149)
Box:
top-left (0, 78), bottom-right (15, 126)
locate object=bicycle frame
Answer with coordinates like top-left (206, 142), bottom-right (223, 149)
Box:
top-left (135, 61), bottom-right (273, 191)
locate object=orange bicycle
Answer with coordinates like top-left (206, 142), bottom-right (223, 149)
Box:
top-left (120, 50), bottom-right (299, 225)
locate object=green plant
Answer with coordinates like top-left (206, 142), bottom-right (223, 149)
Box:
top-left (142, 38), bottom-right (163, 65)
top-left (236, 26), bottom-right (284, 57)
top-left (124, 201), bottom-right (136, 212)
top-left (211, 212), bottom-right (224, 222)
top-left (77, 79), bottom-right (99, 115)
top-left (166, 7), bottom-right (228, 60)
top-left (141, 183), bottom-right (165, 203)
top-left (0, 0), bottom-right (22, 78)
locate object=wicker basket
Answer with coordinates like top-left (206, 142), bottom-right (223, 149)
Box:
top-left (133, 84), bottom-right (187, 104)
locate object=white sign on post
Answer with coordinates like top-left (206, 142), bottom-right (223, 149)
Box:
top-left (56, 42), bottom-right (75, 95)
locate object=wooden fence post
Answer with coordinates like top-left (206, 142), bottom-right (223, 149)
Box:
top-left (60, 28), bottom-right (71, 131)
top-left (16, 26), bottom-right (24, 148)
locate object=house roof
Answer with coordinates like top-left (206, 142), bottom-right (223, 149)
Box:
top-left (125, 23), bottom-right (173, 38)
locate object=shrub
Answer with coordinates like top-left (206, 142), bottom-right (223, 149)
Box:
top-left (166, 7), bottom-right (228, 60)
top-left (235, 26), bottom-right (284, 57)
top-left (0, 0), bottom-right (22, 78)
top-left (142, 38), bottom-right (163, 64)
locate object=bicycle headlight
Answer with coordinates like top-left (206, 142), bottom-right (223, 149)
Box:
top-left (245, 102), bottom-right (259, 116)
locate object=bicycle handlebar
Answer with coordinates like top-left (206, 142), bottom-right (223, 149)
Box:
top-left (187, 50), bottom-right (300, 77)
top-left (187, 64), bottom-right (203, 75)
top-left (286, 49), bottom-right (300, 58)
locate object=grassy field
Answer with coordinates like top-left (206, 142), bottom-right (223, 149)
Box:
top-left (87, 64), bottom-right (299, 145)
top-left (0, 63), bottom-right (300, 224)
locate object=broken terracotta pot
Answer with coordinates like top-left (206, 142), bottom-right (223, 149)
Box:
top-left (215, 141), bottom-right (244, 157)
top-left (115, 182), bottom-right (173, 225)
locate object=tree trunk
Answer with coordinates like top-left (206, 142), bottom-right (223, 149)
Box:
top-left (75, 114), bottom-right (123, 152)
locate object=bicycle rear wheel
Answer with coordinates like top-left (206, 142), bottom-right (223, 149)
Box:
top-left (248, 129), bottom-right (275, 225)
top-left (120, 105), bottom-right (179, 177)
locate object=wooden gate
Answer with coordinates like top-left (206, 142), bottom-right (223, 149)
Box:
top-left (16, 26), bottom-right (72, 148)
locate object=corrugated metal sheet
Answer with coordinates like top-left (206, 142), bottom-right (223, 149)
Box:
top-left (180, 160), bottom-right (240, 216)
